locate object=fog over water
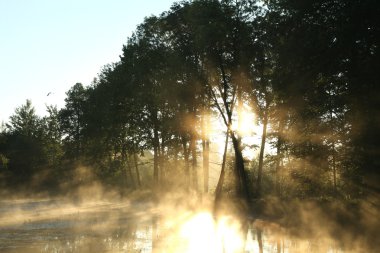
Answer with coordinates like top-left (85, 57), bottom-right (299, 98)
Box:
top-left (0, 190), bottom-right (377, 253)
top-left (0, 0), bottom-right (379, 252)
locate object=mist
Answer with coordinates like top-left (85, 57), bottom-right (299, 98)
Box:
top-left (1, 0), bottom-right (379, 252)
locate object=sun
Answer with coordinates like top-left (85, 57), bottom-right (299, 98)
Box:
top-left (231, 109), bottom-right (262, 137)
top-left (211, 107), bottom-right (264, 157)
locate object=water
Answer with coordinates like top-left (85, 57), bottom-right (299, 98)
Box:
top-left (0, 199), bottom-right (360, 253)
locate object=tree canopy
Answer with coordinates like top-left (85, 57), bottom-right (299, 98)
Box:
top-left (0, 0), bottom-right (379, 201)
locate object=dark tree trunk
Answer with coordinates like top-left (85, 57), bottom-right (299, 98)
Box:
top-left (75, 109), bottom-right (81, 160)
top-left (174, 142), bottom-right (179, 170)
top-left (126, 154), bottom-right (136, 189)
top-left (202, 138), bottom-right (209, 193)
top-left (201, 111), bottom-right (210, 193)
top-left (231, 132), bottom-right (250, 200)
top-left (159, 136), bottom-right (164, 183)
top-left (257, 110), bottom-right (268, 197)
top-left (332, 141), bottom-right (337, 194)
top-left (152, 109), bottom-right (160, 184)
top-left (257, 229), bottom-right (263, 253)
top-left (190, 133), bottom-right (198, 191)
top-left (133, 153), bottom-right (141, 187)
top-left (153, 124), bottom-right (159, 184)
top-left (275, 120), bottom-right (284, 195)
top-left (237, 84), bottom-right (243, 143)
top-left (214, 130), bottom-right (229, 210)
top-left (182, 136), bottom-right (190, 188)
top-left (121, 146), bottom-right (135, 189)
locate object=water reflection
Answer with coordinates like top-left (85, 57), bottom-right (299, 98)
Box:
top-left (0, 199), bottom-right (353, 253)
top-left (245, 225), bottom-right (345, 253)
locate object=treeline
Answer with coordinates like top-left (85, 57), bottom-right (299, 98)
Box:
top-left (0, 0), bottom-right (379, 199)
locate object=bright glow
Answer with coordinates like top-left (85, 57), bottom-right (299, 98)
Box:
top-left (234, 110), bottom-right (254, 136)
top-left (205, 105), bottom-right (273, 166)
top-left (231, 109), bottom-right (263, 137)
top-left (179, 212), bottom-right (244, 253)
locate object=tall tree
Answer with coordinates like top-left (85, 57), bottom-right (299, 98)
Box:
top-left (59, 83), bottom-right (88, 160)
top-left (4, 100), bottom-right (45, 184)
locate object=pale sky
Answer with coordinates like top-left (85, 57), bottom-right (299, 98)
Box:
top-left (0, 0), bottom-right (176, 124)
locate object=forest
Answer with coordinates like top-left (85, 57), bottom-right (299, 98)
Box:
top-left (0, 0), bottom-right (379, 251)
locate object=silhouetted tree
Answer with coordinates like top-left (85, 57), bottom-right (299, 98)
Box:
top-left (59, 83), bottom-right (88, 160)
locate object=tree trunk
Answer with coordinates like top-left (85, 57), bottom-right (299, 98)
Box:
top-left (202, 138), bottom-right (209, 193)
top-left (237, 83), bottom-right (243, 142)
top-left (126, 154), bottom-right (136, 189)
top-left (190, 134), bottom-right (198, 191)
top-left (257, 110), bottom-right (268, 197)
top-left (201, 110), bottom-right (210, 193)
top-left (120, 146), bottom-right (127, 188)
top-left (182, 136), bottom-right (190, 189)
top-left (174, 142), bottom-right (179, 171)
top-left (121, 158), bottom-right (128, 190)
top-left (153, 123), bottom-right (159, 184)
top-left (159, 136), bottom-right (165, 183)
top-left (231, 132), bottom-right (249, 200)
top-left (257, 229), bottom-right (263, 253)
top-left (121, 146), bottom-right (135, 189)
top-left (328, 91), bottom-right (338, 195)
top-left (214, 130), bottom-right (229, 208)
top-left (133, 153), bottom-right (141, 187)
top-left (332, 141), bottom-right (337, 194)
top-left (75, 109), bottom-right (81, 160)
top-left (275, 120), bottom-right (284, 196)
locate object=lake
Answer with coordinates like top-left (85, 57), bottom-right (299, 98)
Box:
top-left (0, 198), bottom-right (367, 252)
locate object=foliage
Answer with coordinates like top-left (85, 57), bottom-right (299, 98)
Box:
top-left (0, 0), bottom-right (378, 199)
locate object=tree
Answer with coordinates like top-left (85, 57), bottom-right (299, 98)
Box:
top-left (7, 99), bottom-right (40, 137)
top-left (59, 83), bottom-right (88, 160)
top-left (4, 100), bottom-right (46, 184)
top-left (40, 105), bottom-right (64, 177)
top-left (163, 0), bottom-right (255, 200)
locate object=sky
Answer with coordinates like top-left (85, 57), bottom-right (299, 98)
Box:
top-left (0, 0), bottom-right (177, 125)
